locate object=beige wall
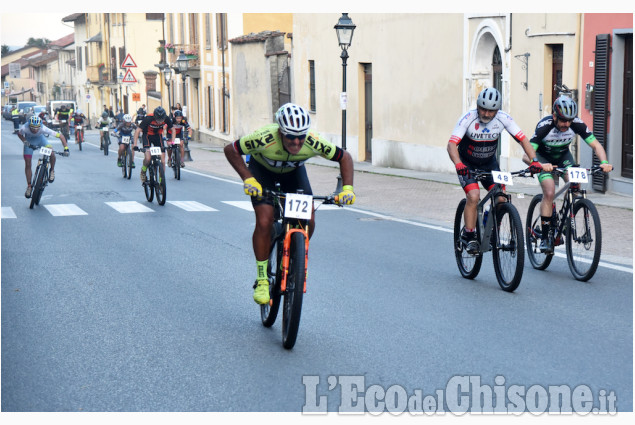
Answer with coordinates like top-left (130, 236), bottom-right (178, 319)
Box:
top-left (293, 13), bottom-right (464, 171)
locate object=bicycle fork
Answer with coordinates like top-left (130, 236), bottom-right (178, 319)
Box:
top-left (280, 226), bottom-right (310, 293)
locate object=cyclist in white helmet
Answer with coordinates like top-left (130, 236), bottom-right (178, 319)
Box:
top-left (224, 102), bottom-right (356, 304)
top-left (447, 87), bottom-right (542, 254)
top-left (522, 95), bottom-right (612, 253)
top-left (113, 113), bottom-right (137, 168)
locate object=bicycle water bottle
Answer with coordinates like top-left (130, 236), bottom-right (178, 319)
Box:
top-left (483, 204), bottom-right (490, 226)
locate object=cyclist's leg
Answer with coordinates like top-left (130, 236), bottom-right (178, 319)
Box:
top-left (23, 144), bottom-right (34, 186)
top-left (457, 172), bottom-right (479, 231)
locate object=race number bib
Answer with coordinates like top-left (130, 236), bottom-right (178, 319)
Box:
top-left (492, 171), bottom-right (513, 186)
top-left (567, 167), bottom-right (589, 183)
top-left (39, 147), bottom-right (52, 157)
top-left (173, 138), bottom-right (181, 145)
top-left (76, 125), bottom-right (82, 130)
top-left (149, 146), bottom-right (162, 156)
top-left (121, 136), bottom-right (130, 144)
top-left (284, 193), bottom-right (313, 220)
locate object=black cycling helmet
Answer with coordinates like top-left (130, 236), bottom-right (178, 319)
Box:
top-left (137, 107), bottom-right (145, 115)
top-left (174, 110), bottom-right (183, 117)
top-left (153, 106), bottom-right (167, 120)
top-left (553, 96), bottom-right (578, 121)
top-left (60, 104), bottom-right (68, 110)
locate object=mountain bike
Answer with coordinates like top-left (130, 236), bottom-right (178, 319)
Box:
top-left (259, 185), bottom-right (340, 349)
top-left (116, 133), bottom-right (134, 179)
top-left (167, 138), bottom-right (182, 180)
top-left (75, 124), bottom-right (84, 151)
top-left (26, 144), bottom-right (67, 209)
top-left (134, 146), bottom-right (166, 205)
top-left (526, 165), bottom-right (604, 281)
top-left (453, 169), bottom-right (529, 292)
top-left (99, 127), bottom-right (110, 155)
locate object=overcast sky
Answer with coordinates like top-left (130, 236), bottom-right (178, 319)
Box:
top-left (1, 13), bottom-right (74, 48)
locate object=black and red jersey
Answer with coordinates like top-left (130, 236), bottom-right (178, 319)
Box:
top-left (139, 113), bottom-right (172, 138)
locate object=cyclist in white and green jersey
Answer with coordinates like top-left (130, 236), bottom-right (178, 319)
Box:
top-left (523, 96), bottom-right (613, 253)
top-left (224, 103), bottom-right (356, 305)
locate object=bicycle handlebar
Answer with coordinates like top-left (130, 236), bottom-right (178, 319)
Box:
top-left (552, 165), bottom-right (605, 176)
top-left (470, 168), bottom-right (533, 179)
top-left (262, 188), bottom-right (340, 205)
top-left (26, 144), bottom-right (66, 155)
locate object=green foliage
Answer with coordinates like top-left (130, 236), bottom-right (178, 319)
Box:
top-left (26, 38), bottom-right (51, 48)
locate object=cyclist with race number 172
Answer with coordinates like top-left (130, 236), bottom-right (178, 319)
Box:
top-left (447, 87), bottom-right (543, 254)
top-left (522, 95), bottom-right (612, 253)
top-left (224, 103), bottom-right (356, 305)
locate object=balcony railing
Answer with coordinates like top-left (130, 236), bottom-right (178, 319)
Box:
top-left (166, 43), bottom-right (200, 68)
top-left (87, 65), bottom-right (111, 84)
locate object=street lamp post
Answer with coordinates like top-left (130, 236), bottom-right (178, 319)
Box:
top-left (85, 79), bottom-right (92, 129)
top-left (334, 13), bottom-right (356, 152)
top-left (117, 71), bottom-right (123, 114)
top-left (175, 50), bottom-right (192, 161)
top-left (162, 66), bottom-right (172, 113)
top-left (334, 13), bottom-right (356, 192)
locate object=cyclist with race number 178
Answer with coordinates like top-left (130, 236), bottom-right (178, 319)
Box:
top-left (447, 87), bottom-right (543, 255)
top-left (522, 95), bottom-right (613, 253)
top-left (224, 103), bottom-right (356, 305)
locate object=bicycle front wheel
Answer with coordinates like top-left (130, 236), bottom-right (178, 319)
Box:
top-left (144, 167), bottom-right (154, 202)
top-left (282, 231), bottom-right (306, 349)
top-left (525, 194), bottom-right (554, 270)
top-left (121, 148), bottom-right (128, 178)
top-left (125, 146), bottom-right (133, 180)
top-left (492, 202), bottom-right (525, 292)
top-left (103, 133), bottom-right (109, 156)
top-left (29, 164), bottom-right (45, 209)
top-left (261, 222), bottom-right (283, 327)
top-left (566, 198), bottom-right (602, 281)
top-left (155, 162), bottom-right (167, 205)
top-left (453, 198), bottom-right (482, 279)
top-left (173, 148), bottom-right (181, 180)
top-left (78, 131), bottom-right (83, 151)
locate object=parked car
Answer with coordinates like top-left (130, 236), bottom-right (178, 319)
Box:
top-left (2, 104), bottom-right (16, 120)
top-left (16, 101), bottom-right (37, 123)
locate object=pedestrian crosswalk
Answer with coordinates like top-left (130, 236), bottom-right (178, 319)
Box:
top-left (1, 200), bottom-right (342, 218)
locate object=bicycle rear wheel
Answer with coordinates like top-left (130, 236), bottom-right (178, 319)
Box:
top-left (282, 231), bottom-right (306, 349)
top-left (566, 198), bottom-right (602, 281)
top-left (261, 222), bottom-right (283, 327)
top-left (155, 162), bottom-right (167, 205)
top-left (125, 146), bottom-right (133, 179)
top-left (173, 148), bottom-right (181, 180)
top-left (453, 198), bottom-right (482, 279)
top-left (525, 194), bottom-right (554, 270)
top-left (29, 164), bottom-right (45, 209)
top-left (492, 202), bottom-right (525, 292)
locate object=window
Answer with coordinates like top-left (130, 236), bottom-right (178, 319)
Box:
top-left (205, 14), bottom-right (211, 50)
top-left (207, 85), bottom-right (215, 129)
top-left (76, 47), bottom-right (83, 71)
top-left (189, 13), bottom-right (198, 46)
top-left (216, 13), bottom-right (227, 50)
top-left (169, 14), bottom-right (174, 44)
top-left (146, 13), bottom-right (164, 21)
top-left (309, 60), bottom-right (316, 112)
top-left (179, 14), bottom-right (185, 44)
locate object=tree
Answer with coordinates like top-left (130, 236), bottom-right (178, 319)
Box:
top-left (1, 45), bottom-right (10, 55)
top-left (26, 38), bottom-right (51, 48)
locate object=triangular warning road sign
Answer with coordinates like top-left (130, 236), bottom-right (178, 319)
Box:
top-left (121, 53), bottom-right (137, 68)
top-left (121, 69), bottom-right (137, 83)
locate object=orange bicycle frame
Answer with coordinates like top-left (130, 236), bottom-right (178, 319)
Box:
top-left (280, 224), bottom-right (310, 293)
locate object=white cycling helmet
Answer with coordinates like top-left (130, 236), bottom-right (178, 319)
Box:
top-left (275, 103), bottom-right (311, 137)
top-left (477, 87), bottom-right (502, 111)
top-left (123, 114), bottom-right (133, 123)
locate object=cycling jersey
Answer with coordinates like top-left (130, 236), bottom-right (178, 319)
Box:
top-left (96, 117), bottom-right (112, 129)
top-left (234, 123), bottom-right (344, 174)
top-left (19, 124), bottom-right (59, 155)
top-left (449, 109), bottom-right (526, 166)
top-left (139, 114), bottom-right (172, 148)
top-left (115, 122), bottom-right (137, 136)
top-left (72, 113), bottom-right (86, 125)
top-left (171, 118), bottom-right (190, 139)
top-left (530, 116), bottom-right (596, 160)
top-left (57, 110), bottom-right (71, 122)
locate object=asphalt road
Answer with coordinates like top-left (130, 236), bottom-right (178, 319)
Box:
top-left (1, 120), bottom-right (632, 413)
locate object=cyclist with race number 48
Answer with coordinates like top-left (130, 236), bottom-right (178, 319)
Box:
top-left (447, 87), bottom-right (542, 255)
top-left (17, 116), bottom-right (69, 198)
top-left (522, 95), bottom-right (612, 253)
top-left (224, 103), bottom-right (356, 305)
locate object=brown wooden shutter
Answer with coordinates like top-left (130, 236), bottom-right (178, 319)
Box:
top-left (592, 34), bottom-right (610, 192)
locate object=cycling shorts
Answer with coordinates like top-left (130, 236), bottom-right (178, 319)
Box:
top-left (457, 156), bottom-right (502, 194)
top-left (23, 135), bottom-right (50, 156)
top-left (248, 158), bottom-right (312, 207)
top-left (536, 150), bottom-right (575, 183)
top-left (141, 134), bottom-right (165, 152)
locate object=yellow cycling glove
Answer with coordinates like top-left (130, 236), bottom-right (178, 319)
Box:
top-left (243, 177), bottom-right (263, 198)
top-left (338, 185), bottom-right (356, 205)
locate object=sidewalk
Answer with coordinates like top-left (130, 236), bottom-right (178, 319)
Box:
top-left (184, 139), bottom-right (633, 266)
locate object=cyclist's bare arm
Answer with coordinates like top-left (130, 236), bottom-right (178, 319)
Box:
top-left (338, 150), bottom-right (355, 187)
top-left (224, 143), bottom-right (253, 181)
top-left (447, 141), bottom-right (462, 166)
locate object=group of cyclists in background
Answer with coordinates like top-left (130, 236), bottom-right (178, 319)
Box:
top-left (14, 86), bottom-right (612, 304)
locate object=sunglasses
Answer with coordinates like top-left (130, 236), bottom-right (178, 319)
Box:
top-left (282, 133), bottom-right (306, 141)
